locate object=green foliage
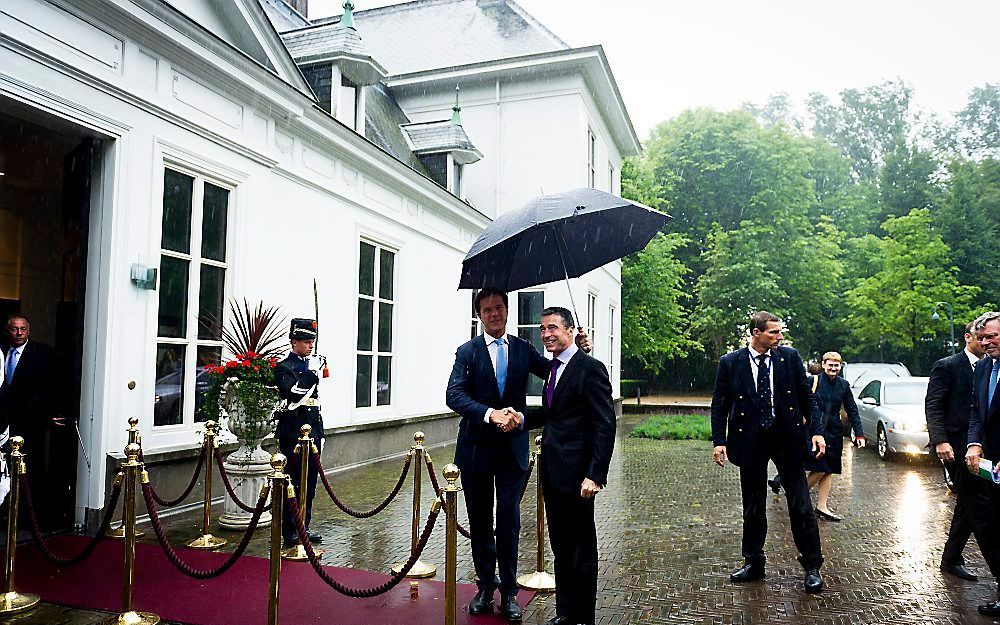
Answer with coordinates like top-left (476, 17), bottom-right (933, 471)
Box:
top-left (630, 413), bottom-right (712, 441)
top-left (200, 352), bottom-right (280, 427)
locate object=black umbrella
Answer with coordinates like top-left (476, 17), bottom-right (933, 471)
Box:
top-left (459, 188), bottom-right (671, 320)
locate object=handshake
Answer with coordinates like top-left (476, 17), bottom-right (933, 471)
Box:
top-left (489, 407), bottom-right (523, 433)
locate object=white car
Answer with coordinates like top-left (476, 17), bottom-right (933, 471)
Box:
top-left (856, 377), bottom-right (929, 460)
top-left (843, 362), bottom-right (911, 399)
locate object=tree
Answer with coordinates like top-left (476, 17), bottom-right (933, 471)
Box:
top-left (845, 209), bottom-right (978, 370)
top-left (877, 145), bottom-right (940, 222)
top-left (951, 84), bottom-right (1000, 160)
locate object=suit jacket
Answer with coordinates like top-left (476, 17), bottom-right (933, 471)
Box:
top-left (710, 345), bottom-right (821, 468)
top-left (925, 351), bottom-right (978, 450)
top-left (967, 356), bottom-right (1000, 461)
top-left (523, 349), bottom-right (616, 497)
top-left (1, 341), bottom-right (57, 440)
top-left (273, 353), bottom-right (322, 446)
top-left (447, 333), bottom-right (550, 472)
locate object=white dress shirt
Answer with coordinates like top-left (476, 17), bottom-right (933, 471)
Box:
top-left (748, 345), bottom-right (776, 419)
top-left (967, 348), bottom-right (982, 371)
top-left (550, 341), bottom-right (579, 389)
top-left (482, 333), bottom-right (510, 422)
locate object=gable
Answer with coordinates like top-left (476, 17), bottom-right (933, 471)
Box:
top-left (166, 0), bottom-right (312, 95)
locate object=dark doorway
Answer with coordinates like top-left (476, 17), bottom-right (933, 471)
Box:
top-left (0, 100), bottom-right (97, 532)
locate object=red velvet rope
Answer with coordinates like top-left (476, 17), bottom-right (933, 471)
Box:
top-left (287, 492), bottom-right (440, 597)
top-left (146, 444), bottom-right (207, 507)
top-left (20, 473), bottom-right (124, 565)
top-left (422, 453), bottom-right (473, 540)
top-left (311, 450), bottom-right (411, 518)
top-left (213, 447), bottom-right (263, 513)
top-left (141, 480), bottom-right (270, 579)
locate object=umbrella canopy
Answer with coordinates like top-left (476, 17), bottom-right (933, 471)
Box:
top-left (459, 188), bottom-right (671, 293)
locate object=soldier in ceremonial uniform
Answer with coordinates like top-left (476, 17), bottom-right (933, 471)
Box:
top-left (274, 318), bottom-right (325, 547)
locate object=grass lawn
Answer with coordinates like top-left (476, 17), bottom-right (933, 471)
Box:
top-left (630, 413), bottom-right (712, 441)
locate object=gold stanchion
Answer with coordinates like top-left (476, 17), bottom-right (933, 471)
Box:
top-left (97, 442), bottom-right (159, 625)
top-left (267, 454), bottom-right (288, 625)
top-left (282, 424), bottom-right (322, 561)
top-left (108, 418), bottom-right (144, 539)
top-left (0, 436), bottom-right (40, 614)
top-left (187, 421), bottom-right (226, 550)
top-left (442, 463), bottom-right (461, 625)
top-left (517, 435), bottom-right (555, 591)
top-left (391, 431), bottom-right (436, 577)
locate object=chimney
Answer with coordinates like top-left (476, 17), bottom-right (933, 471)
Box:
top-left (286, 0), bottom-right (309, 18)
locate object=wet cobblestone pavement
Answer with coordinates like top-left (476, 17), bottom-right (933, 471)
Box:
top-left (9, 414), bottom-right (1000, 624)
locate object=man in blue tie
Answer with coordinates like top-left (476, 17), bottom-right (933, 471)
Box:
top-left (446, 289), bottom-right (588, 623)
top-left (963, 311), bottom-right (1000, 616)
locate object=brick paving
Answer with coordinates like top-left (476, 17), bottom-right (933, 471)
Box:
top-left (7, 414), bottom-right (1000, 624)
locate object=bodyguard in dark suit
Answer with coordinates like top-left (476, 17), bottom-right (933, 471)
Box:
top-left (274, 318), bottom-right (325, 547)
top-left (520, 306), bottom-right (615, 625)
top-left (926, 321), bottom-right (988, 581)
top-left (446, 288), bottom-right (553, 623)
top-left (963, 312), bottom-right (1000, 616)
top-left (710, 311), bottom-right (826, 593)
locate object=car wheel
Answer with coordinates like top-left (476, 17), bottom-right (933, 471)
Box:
top-left (876, 423), bottom-right (891, 461)
top-left (941, 460), bottom-right (957, 493)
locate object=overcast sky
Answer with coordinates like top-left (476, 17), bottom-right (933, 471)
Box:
top-left (308, 0), bottom-right (1000, 139)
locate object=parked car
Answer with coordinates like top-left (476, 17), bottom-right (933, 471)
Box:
top-left (843, 362), bottom-right (911, 398)
top-left (856, 377), bottom-right (929, 461)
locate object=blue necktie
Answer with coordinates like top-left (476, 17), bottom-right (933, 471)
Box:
top-left (989, 359), bottom-right (1000, 409)
top-left (495, 338), bottom-right (507, 397)
top-left (5, 348), bottom-right (17, 383)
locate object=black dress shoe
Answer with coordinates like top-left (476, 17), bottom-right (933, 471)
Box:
top-left (500, 596), bottom-right (522, 623)
top-left (541, 617), bottom-right (569, 625)
top-left (729, 562), bottom-right (765, 583)
top-left (980, 600), bottom-right (1000, 616)
top-left (804, 568), bottom-right (823, 593)
top-left (941, 563), bottom-right (978, 581)
top-left (815, 508), bottom-right (842, 522)
top-left (767, 475), bottom-right (782, 494)
top-left (307, 531), bottom-right (323, 543)
top-left (469, 588), bottom-right (494, 615)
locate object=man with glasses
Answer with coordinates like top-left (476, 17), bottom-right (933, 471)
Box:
top-left (964, 311), bottom-right (1000, 615)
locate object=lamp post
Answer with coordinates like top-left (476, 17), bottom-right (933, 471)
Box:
top-left (932, 301), bottom-right (955, 355)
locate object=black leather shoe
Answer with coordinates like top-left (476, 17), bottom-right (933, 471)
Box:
top-left (979, 600), bottom-right (1000, 616)
top-left (541, 617), bottom-right (569, 625)
top-left (815, 508), bottom-right (842, 522)
top-left (729, 562), bottom-right (765, 583)
top-left (307, 531), bottom-right (323, 543)
top-left (468, 589), bottom-right (494, 615)
top-left (941, 563), bottom-right (978, 581)
top-left (804, 568), bottom-right (823, 593)
top-left (767, 475), bottom-right (781, 494)
top-left (500, 596), bottom-right (522, 623)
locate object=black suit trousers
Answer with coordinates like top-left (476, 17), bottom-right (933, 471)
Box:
top-left (462, 441), bottom-right (528, 596)
top-left (942, 461), bottom-right (1000, 577)
top-left (738, 423), bottom-right (823, 570)
top-left (544, 487), bottom-right (598, 624)
top-left (280, 435), bottom-right (319, 543)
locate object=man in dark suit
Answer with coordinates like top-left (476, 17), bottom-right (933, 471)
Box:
top-left (273, 318), bottom-right (325, 548)
top-left (964, 311), bottom-right (1000, 616)
top-left (710, 311), bottom-right (826, 593)
top-left (518, 306), bottom-right (615, 625)
top-left (926, 321), bottom-right (988, 581)
top-left (447, 290), bottom-right (589, 622)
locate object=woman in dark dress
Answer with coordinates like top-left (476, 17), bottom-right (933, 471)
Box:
top-left (805, 352), bottom-right (865, 521)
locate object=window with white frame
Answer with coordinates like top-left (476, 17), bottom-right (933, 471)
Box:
top-left (517, 291), bottom-right (545, 396)
top-left (587, 129), bottom-right (596, 188)
top-left (608, 304), bottom-right (616, 385)
top-left (586, 292), bottom-right (597, 356)
top-left (453, 161), bottom-right (464, 197)
top-left (609, 163), bottom-right (616, 194)
top-left (154, 167), bottom-right (230, 427)
top-left (357, 240), bottom-right (395, 408)
top-left (470, 290), bottom-right (481, 340)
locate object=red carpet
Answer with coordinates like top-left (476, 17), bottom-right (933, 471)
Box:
top-left (13, 536), bottom-right (534, 625)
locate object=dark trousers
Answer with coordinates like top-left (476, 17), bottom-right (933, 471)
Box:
top-left (943, 460), bottom-right (1000, 579)
top-left (544, 487), bottom-right (598, 625)
top-left (462, 444), bottom-right (528, 597)
top-left (280, 435), bottom-right (319, 543)
top-left (738, 425), bottom-right (823, 570)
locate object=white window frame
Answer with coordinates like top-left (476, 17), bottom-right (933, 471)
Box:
top-left (153, 163), bottom-right (232, 431)
top-left (586, 291), bottom-right (598, 357)
top-left (517, 290), bottom-right (545, 397)
top-left (355, 238), bottom-right (397, 410)
top-left (470, 289), bottom-right (482, 340)
top-left (608, 162), bottom-right (616, 194)
top-left (608, 303), bottom-right (617, 388)
top-left (587, 128), bottom-right (596, 188)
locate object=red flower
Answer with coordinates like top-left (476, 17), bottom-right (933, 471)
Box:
top-left (226, 361), bottom-right (237, 369)
top-left (253, 366), bottom-right (260, 372)
top-left (242, 361), bottom-right (252, 368)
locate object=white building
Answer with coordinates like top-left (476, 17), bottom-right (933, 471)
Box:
top-left (0, 0), bottom-right (639, 529)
